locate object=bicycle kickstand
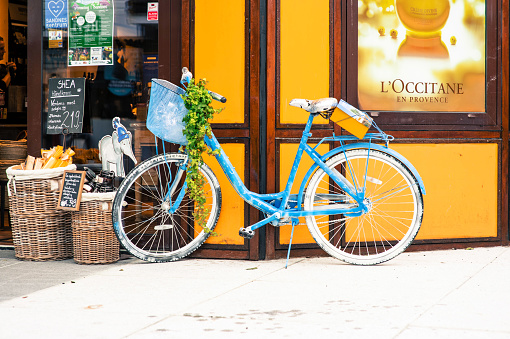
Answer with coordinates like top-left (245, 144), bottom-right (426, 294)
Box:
top-left (285, 219), bottom-right (299, 269)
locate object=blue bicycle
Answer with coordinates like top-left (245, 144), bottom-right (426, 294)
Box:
top-left (112, 69), bottom-right (425, 265)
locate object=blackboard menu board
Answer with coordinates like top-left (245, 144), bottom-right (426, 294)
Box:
top-left (47, 78), bottom-right (86, 134)
top-left (57, 170), bottom-right (85, 211)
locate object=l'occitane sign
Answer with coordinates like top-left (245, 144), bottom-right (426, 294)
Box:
top-left (357, 0), bottom-right (485, 113)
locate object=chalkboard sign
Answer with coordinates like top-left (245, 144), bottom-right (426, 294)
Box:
top-left (47, 78), bottom-right (86, 134)
top-left (57, 170), bottom-right (86, 211)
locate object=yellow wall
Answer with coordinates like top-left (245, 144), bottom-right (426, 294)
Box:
top-left (278, 1), bottom-right (329, 245)
top-left (195, 0), bottom-right (245, 124)
top-left (278, 143), bottom-right (499, 245)
top-left (393, 143), bottom-right (498, 239)
top-left (280, 0), bottom-right (330, 124)
top-left (195, 1), bottom-right (247, 245)
top-left (204, 143), bottom-right (246, 245)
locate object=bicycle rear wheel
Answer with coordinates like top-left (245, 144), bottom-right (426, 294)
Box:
top-left (112, 153), bottom-right (221, 262)
top-left (304, 149), bottom-right (423, 265)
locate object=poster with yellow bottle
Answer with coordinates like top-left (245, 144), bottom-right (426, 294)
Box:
top-left (358, 0), bottom-right (485, 112)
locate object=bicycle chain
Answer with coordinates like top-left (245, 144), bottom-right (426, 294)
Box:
top-left (266, 201), bottom-right (350, 227)
top-left (290, 217), bottom-right (346, 227)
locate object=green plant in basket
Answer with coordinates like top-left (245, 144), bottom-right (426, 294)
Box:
top-left (181, 78), bottom-right (222, 235)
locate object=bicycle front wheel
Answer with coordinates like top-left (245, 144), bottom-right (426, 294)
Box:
top-left (112, 153), bottom-right (221, 262)
top-left (304, 149), bottom-right (423, 265)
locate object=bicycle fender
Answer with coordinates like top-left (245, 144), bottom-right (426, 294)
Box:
top-left (297, 143), bottom-right (426, 208)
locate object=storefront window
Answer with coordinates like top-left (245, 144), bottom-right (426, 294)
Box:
top-left (0, 0), bottom-right (27, 133)
top-left (357, 0), bottom-right (486, 113)
top-left (42, 0), bottom-right (158, 169)
top-left (345, 0), bottom-right (497, 128)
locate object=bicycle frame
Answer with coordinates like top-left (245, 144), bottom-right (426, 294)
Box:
top-left (203, 113), bottom-right (378, 232)
top-left (113, 72), bottom-right (427, 265)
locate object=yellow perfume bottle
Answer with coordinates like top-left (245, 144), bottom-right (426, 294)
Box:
top-left (396, 0), bottom-right (450, 38)
top-left (396, 0), bottom-right (451, 58)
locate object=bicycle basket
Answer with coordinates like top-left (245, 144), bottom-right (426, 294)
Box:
top-left (147, 79), bottom-right (188, 145)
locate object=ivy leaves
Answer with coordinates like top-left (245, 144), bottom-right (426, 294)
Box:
top-left (181, 79), bottom-right (222, 234)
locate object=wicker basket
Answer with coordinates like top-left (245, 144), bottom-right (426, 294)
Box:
top-left (6, 165), bottom-right (76, 261)
top-left (71, 193), bottom-right (119, 264)
top-left (11, 212), bottom-right (73, 261)
top-left (7, 176), bottom-right (63, 215)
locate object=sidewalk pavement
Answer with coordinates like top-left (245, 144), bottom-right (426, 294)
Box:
top-left (1, 246), bottom-right (509, 339)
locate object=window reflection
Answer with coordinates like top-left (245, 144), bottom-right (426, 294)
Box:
top-left (42, 0), bottom-right (158, 170)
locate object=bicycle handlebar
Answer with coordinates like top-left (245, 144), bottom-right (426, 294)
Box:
top-left (209, 90), bottom-right (227, 103)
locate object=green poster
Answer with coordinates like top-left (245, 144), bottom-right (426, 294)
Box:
top-left (68, 0), bottom-right (114, 66)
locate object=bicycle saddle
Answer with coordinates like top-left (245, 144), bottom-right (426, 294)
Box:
top-left (289, 98), bottom-right (338, 114)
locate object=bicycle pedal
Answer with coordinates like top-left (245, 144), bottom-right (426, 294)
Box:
top-left (239, 228), bottom-right (255, 239)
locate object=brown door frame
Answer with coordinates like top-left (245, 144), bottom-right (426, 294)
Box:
top-left (179, 0), bottom-right (262, 260)
top-left (158, 1), bottom-right (182, 85)
top-left (265, 0), bottom-right (509, 259)
top-left (265, 0), bottom-right (341, 259)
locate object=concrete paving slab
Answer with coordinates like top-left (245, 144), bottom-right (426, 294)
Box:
top-left (0, 249), bottom-right (132, 302)
top-left (0, 246), bottom-right (508, 338)
top-left (404, 247), bottom-right (510, 336)
top-left (397, 326), bottom-right (510, 339)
